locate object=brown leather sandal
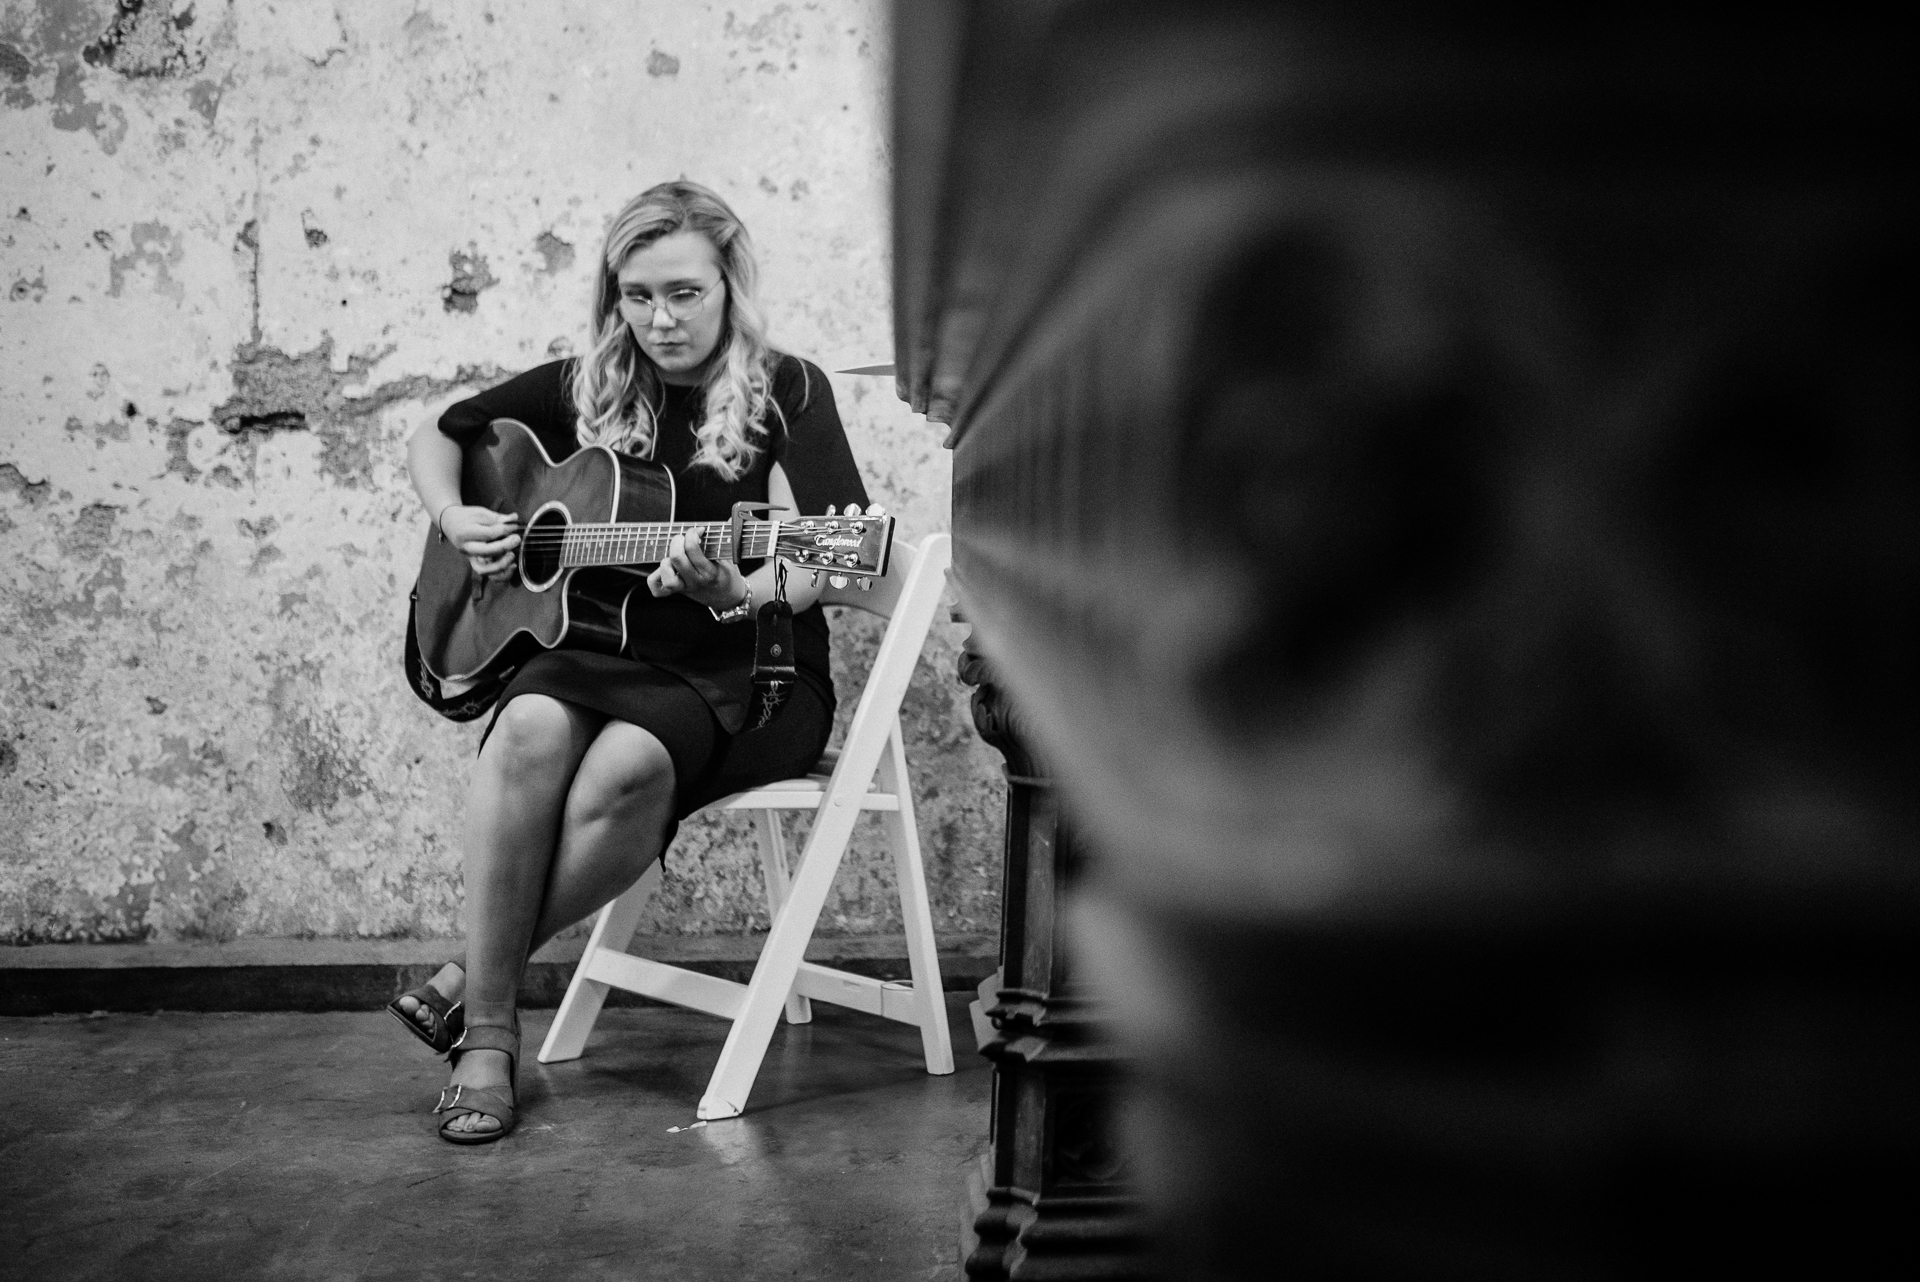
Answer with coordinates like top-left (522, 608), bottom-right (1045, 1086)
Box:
top-left (386, 965), bottom-right (464, 1055)
top-left (434, 1022), bottom-right (518, 1145)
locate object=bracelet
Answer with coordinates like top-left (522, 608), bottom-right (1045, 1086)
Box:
top-left (435, 503), bottom-right (457, 538)
top-left (709, 583), bottom-right (754, 624)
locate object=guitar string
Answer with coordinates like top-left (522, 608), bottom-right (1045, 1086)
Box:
top-left (523, 526), bottom-right (814, 567)
top-left (515, 520), bottom-right (867, 541)
top-left (515, 534), bottom-right (778, 547)
top-left (516, 523), bottom-right (818, 539)
top-left (517, 530), bottom-right (782, 555)
top-left (516, 521), bottom-right (871, 558)
top-left (517, 528), bottom-right (784, 541)
top-left (519, 525), bottom-right (772, 548)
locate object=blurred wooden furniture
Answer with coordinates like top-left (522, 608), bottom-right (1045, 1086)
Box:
top-left (539, 535), bottom-right (957, 1120)
top-left (957, 636), bottom-right (1142, 1280)
top-left (893, 2), bottom-right (1913, 1277)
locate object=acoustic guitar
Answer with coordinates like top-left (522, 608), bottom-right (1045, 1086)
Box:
top-left (407, 418), bottom-right (893, 711)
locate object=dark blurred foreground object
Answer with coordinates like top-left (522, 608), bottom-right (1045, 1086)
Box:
top-left (895, 2), bottom-right (1915, 1277)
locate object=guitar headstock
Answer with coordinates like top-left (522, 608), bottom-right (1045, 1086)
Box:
top-left (773, 506), bottom-right (895, 581)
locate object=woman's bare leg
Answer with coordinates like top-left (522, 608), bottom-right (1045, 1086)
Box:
top-left (441, 694), bottom-right (602, 1134)
top-left (525, 720), bottom-right (679, 955)
top-left (400, 721), bottom-right (679, 1046)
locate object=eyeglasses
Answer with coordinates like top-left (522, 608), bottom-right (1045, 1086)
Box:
top-left (620, 281), bottom-right (720, 324)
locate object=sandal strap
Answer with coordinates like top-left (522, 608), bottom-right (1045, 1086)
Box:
top-left (449, 1022), bottom-right (519, 1068)
top-left (435, 1083), bottom-right (515, 1125)
top-left (386, 983), bottom-right (464, 1055)
top-left (409, 984), bottom-right (459, 1020)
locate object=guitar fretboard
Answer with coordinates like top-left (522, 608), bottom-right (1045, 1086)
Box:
top-left (548, 520), bottom-right (779, 569)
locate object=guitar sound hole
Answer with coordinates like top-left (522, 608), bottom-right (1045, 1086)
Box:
top-left (522, 508), bottom-right (568, 589)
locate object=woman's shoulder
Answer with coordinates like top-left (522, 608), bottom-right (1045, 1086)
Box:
top-left (771, 351), bottom-right (821, 381)
top-left (513, 357), bottom-right (576, 392)
top-left (769, 352), bottom-right (829, 410)
top-left (759, 352), bottom-right (866, 506)
top-left (463, 357), bottom-right (575, 405)
top-left (441, 357), bottom-right (576, 441)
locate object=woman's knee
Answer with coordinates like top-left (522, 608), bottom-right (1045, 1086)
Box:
top-left (567, 727), bottom-right (676, 826)
top-left (485, 695), bottom-right (579, 771)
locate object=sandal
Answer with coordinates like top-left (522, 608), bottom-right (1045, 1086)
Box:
top-left (386, 965), bottom-right (465, 1055)
top-left (435, 1021), bottom-right (518, 1145)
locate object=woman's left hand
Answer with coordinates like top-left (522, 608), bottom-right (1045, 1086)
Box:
top-left (648, 531), bottom-right (747, 611)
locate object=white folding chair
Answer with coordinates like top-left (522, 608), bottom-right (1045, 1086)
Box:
top-left (538, 533), bottom-right (957, 1119)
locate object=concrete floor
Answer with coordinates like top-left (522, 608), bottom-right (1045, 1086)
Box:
top-left (0, 996), bottom-right (989, 1281)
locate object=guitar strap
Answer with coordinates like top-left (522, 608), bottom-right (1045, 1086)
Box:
top-left (402, 588), bottom-right (514, 722)
top-left (749, 559), bottom-right (796, 731)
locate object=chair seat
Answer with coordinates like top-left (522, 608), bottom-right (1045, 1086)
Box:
top-left (711, 777), bottom-right (903, 811)
top-left (708, 748), bottom-right (902, 811)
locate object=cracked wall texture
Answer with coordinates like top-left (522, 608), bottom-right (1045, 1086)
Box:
top-left (0, 0), bottom-right (1003, 945)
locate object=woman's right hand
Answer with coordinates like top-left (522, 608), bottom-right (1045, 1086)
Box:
top-left (439, 505), bottom-right (521, 581)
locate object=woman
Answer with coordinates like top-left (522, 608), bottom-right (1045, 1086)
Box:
top-left (396, 181), bottom-right (870, 1143)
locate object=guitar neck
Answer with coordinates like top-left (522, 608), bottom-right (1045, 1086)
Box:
top-left (557, 520), bottom-right (779, 569)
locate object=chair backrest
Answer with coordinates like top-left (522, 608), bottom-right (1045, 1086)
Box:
top-left (819, 533), bottom-right (952, 754)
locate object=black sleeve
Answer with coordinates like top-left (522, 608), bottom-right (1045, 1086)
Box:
top-left (769, 357), bottom-right (870, 516)
top-left (438, 360), bottom-right (579, 458)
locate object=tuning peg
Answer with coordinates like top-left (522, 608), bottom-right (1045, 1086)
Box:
top-left (810, 570), bottom-right (822, 587)
top-left (867, 504), bottom-right (886, 517)
top-left (857, 578), bottom-right (873, 591)
top-left (830, 574), bottom-right (849, 589)
top-left (843, 503), bottom-right (863, 517)
top-left (825, 504), bottom-right (837, 517)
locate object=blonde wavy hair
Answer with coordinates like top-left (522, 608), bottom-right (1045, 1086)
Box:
top-left (571, 181), bottom-right (784, 479)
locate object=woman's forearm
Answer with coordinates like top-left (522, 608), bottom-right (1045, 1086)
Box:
top-left (408, 423), bottom-right (466, 522)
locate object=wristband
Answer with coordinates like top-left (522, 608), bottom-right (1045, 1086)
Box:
top-left (710, 583), bottom-right (754, 624)
top-left (435, 503), bottom-right (457, 538)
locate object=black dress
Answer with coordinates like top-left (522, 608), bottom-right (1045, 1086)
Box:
top-left (435, 355), bottom-right (870, 816)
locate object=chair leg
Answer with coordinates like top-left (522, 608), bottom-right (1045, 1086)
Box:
top-left (880, 721), bottom-right (955, 1075)
top-left (697, 799), bottom-right (866, 1119)
top-left (537, 861), bottom-right (659, 1064)
top-left (753, 810), bottom-right (813, 1025)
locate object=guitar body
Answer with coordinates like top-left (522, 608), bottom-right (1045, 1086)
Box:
top-left (413, 418), bottom-right (675, 686)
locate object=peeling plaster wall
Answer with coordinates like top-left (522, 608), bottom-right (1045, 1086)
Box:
top-left (0, 0), bottom-right (1002, 945)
